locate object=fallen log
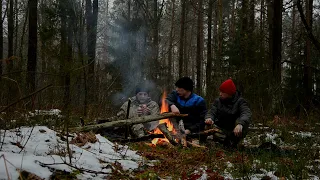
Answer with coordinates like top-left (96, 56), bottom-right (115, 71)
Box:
top-left (157, 123), bottom-right (178, 146)
top-left (113, 134), bottom-right (165, 143)
top-left (69, 113), bottom-right (188, 132)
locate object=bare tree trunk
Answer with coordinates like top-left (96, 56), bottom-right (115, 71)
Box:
top-left (14, 0), bottom-right (18, 56)
top-left (230, 0), bottom-right (236, 41)
top-left (217, 0), bottom-right (222, 62)
top-left (8, 0), bottom-right (14, 72)
top-left (0, 0), bottom-right (3, 75)
top-left (152, 0), bottom-right (159, 82)
top-left (78, 0), bottom-right (87, 117)
top-left (260, 0), bottom-right (265, 68)
top-left (64, 10), bottom-right (74, 113)
top-left (7, 0), bottom-right (15, 104)
top-left (196, 0), bottom-right (203, 95)
top-left (273, 0), bottom-right (282, 82)
top-left (26, 0), bottom-right (38, 95)
top-left (86, 0), bottom-right (98, 108)
top-left (240, 0), bottom-right (248, 65)
top-left (303, 0), bottom-right (313, 107)
top-left (267, 0), bottom-right (282, 83)
top-left (206, 0), bottom-right (213, 100)
top-left (168, 0), bottom-right (175, 87)
top-left (178, 0), bottom-right (186, 78)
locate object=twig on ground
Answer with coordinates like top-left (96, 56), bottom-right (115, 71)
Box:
top-left (19, 126), bottom-right (35, 154)
top-left (36, 161), bottom-right (111, 175)
top-left (1, 155), bottom-right (12, 180)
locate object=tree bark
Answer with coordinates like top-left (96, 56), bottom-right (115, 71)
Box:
top-left (167, 0), bottom-right (175, 86)
top-left (8, 0), bottom-right (14, 72)
top-left (297, 0), bottom-right (320, 51)
top-left (178, 0), bottom-right (186, 77)
top-left (267, 0), bottom-right (282, 83)
top-left (26, 0), bottom-right (38, 95)
top-left (260, 0), bottom-right (265, 68)
top-left (151, 0), bottom-right (159, 82)
top-left (0, 0), bottom-right (3, 75)
top-left (69, 113), bottom-right (188, 132)
top-left (206, 0), bottom-right (213, 100)
top-left (196, 0), bottom-right (204, 95)
top-left (240, 0), bottom-right (248, 64)
top-left (303, 0), bottom-right (313, 107)
top-left (86, 0), bottom-right (98, 105)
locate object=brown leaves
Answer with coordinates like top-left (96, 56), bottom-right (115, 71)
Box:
top-left (70, 132), bottom-right (97, 147)
top-left (215, 150), bottom-right (225, 160)
top-left (230, 152), bottom-right (249, 164)
top-left (20, 170), bottom-right (43, 180)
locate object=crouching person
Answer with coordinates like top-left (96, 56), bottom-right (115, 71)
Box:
top-left (205, 79), bottom-right (251, 148)
top-left (166, 77), bottom-right (207, 134)
top-left (117, 86), bottom-right (160, 138)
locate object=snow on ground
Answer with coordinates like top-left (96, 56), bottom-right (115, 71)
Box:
top-left (294, 131), bottom-right (313, 138)
top-left (0, 126), bottom-right (143, 179)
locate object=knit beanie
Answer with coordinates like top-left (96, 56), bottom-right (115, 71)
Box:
top-left (219, 79), bottom-right (236, 95)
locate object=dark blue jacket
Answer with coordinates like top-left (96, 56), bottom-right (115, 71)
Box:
top-left (166, 91), bottom-right (207, 132)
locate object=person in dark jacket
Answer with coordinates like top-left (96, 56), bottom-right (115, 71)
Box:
top-left (166, 77), bottom-right (207, 134)
top-left (205, 79), bottom-right (251, 147)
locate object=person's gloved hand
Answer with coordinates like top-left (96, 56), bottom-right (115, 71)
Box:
top-left (205, 118), bottom-right (214, 125)
top-left (170, 105), bottom-right (180, 114)
top-left (233, 124), bottom-right (243, 137)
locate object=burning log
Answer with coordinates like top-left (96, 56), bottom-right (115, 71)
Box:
top-left (69, 113), bottom-right (188, 132)
top-left (157, 123), bottom-right (178, 146)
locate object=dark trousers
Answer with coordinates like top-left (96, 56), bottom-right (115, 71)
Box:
top-left (205, 124), bottom-right (248, 148)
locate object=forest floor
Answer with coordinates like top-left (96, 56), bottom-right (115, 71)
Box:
top-left (125, 119), bottom-right (320, 180)
top-left (0, 110), bottom-right (319, 179)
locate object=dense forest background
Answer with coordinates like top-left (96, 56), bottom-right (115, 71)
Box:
top-left (0, 0), bottom-right (319, 122)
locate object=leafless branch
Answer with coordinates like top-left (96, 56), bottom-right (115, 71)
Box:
top-left (297, 0), bottom-right (320, 52)
top-left (0, 84), bottom-right (53, 113)
top-left (36, 161), bottom-right (111, 175)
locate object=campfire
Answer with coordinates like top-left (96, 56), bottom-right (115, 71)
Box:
top-left (146, 91), bottom-right (210, 149)
top-left (151, 91), bottom-right (177, 146)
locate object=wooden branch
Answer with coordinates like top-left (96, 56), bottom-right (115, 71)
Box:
top-left (114, 134), bottom-right (165, 143)
top-left (187, 141), bottom-right (207, 149)
top-left (297, 0), bottom-right (320, 52)
top-left (70, 113), bottom-right (188, 132)
top-left (157, 123), bottom-right (178, 146)
top-left (188, 127), bottom-right (223, 138)
top-left (181, 136), bottom-right (187, 147)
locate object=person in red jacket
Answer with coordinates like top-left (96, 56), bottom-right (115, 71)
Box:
top-left (205, 79), bottom-right (252, 148)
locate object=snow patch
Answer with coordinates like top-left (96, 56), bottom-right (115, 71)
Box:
top-left (0, 126), bottom-right (142, 179)
top-left (294, 131), bottom-right (313, 138)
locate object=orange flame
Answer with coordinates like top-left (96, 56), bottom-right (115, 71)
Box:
top-left (151, 91), bottom-right (176, 146)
